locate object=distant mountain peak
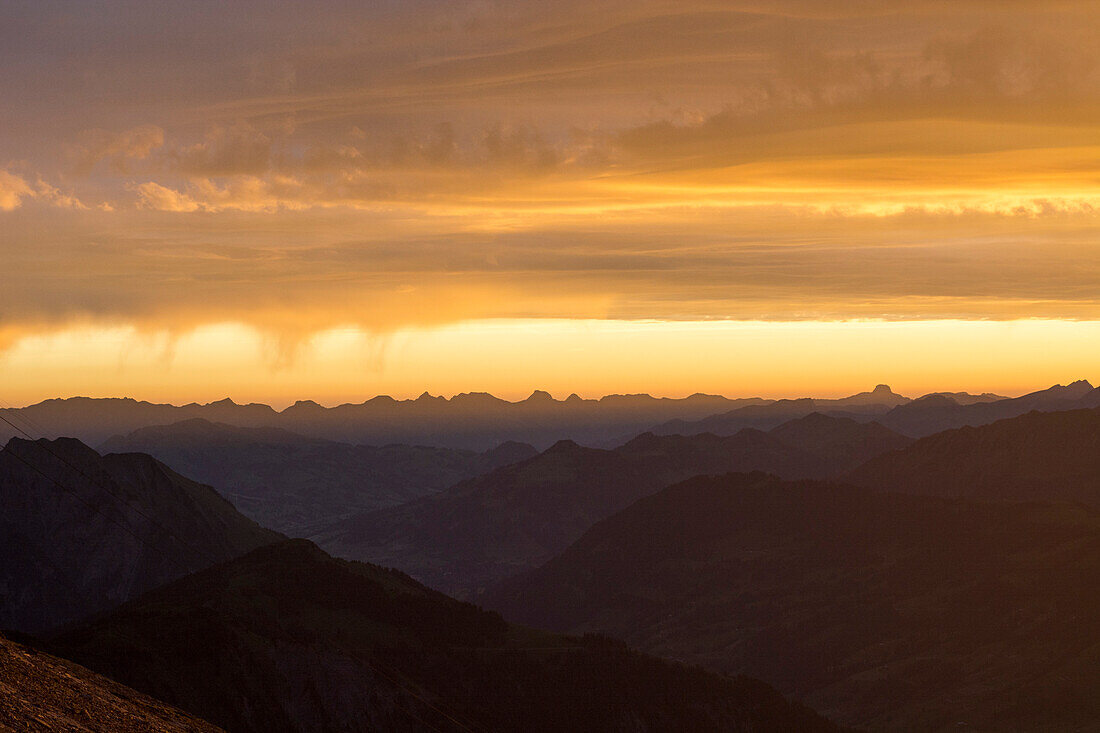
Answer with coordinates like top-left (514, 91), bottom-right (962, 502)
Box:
top-left (545, 438), bottom-right (581, 453)
top-left (525, 390), bottom-right (554, 402)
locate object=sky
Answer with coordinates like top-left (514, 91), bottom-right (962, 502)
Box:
top-left (2, 0), bottom-right (1099, 405)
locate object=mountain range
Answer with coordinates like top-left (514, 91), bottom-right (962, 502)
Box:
top-left (0, 437), bottom-right (280, 633)
top-left (653, 381), bottom-right (1098, 439)
top-left (5, 382), bottom-right (1100, 732)
top-left (485, 472), bottom-right (1100, 731)
top-left (0, 391), bottom-right (768, 450)
top-left (874, 379), bottom-right (1100, 437)
top-left (4, 382), bottom-right (1093, 453)
top-left (317, 413), bottom-right (909, 595)
top-left (102, 419), bottom-right (537, 536)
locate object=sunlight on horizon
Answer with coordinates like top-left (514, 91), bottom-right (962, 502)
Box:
top-left (2, 318), bottom-right (1097, 408)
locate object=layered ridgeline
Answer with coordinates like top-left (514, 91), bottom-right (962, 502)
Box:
top-left (485, 473), bottom-right (1100, 731)
top-left (3, 382), bottom-right (1093, 451)
top-left (0, 391), bottom-right (771, 450)
top-left (51, 540), bottom-right (843, 733)
top-left (653, 381), bottom-right (1098, 438)
top-left (102, 419), bottom-right (537, 536)
top-left (0, 632), bottom-right (224, 732)
top-left (318, 414), bottom-right (909, 595)
top-left (847, 406), bottom-right (1100, 505)
top-left (0, 437), bottom-right (280, 633)
top-left (877, 379), bottom-right (1099, 438)
top-left (653, 384), bottom-right (912, 435)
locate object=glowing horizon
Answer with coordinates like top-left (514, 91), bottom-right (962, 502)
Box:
top-left (1, 318), bottom-right (1096, 410)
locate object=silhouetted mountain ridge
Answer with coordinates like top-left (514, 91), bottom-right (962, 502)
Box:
top-left (878, 380), bottom-right (1099, 437)
top-left (485, 472), bottom-right (1100, 731)
top-left (847, 406), bottom-right (1100, 505)
top-left (319, 414), bottom-right (907, 595)
top-left (0, 437), bottom-right (280, 633)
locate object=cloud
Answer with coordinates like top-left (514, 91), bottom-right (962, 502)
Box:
top-left (0, 171), bottom-right (32, 210)
top-left (133, 181), bottom-right (201, 212)
top-left (3, 0), bottom-right (1100, 352)
top-left (169, 122), bottom-right (275, 176)
top-left (72, 125), bottom-right (165, 174)
top-left (0, 170), bottom-right (91, 211)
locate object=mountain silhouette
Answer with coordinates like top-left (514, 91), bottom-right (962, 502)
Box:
top-left (652, 385), bottom-right (910, 436)
top-left (0, 392), bottom-right (770, 450)
top-left (767, 412), bottom-right (913, 474)
top-left (847, 406), bottom-right (1100, 505)
top-left (50, 539), bottom-right (843, 733)
top-left (0, 437), bottom-right (280, 633)
top-left (317, 418), bottom-right (906, 595)
top-left (484, 472), bottom-right (1100, 731)
top-left (102, 419), bottom-right (537, 535)
top-left (0, 631), bottom-right (224, 732)
top-left (878, 380), bottom-right (1099, 437)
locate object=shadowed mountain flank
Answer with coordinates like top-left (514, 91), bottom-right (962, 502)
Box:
top-left (318, 411), bottom-right (915, 595)
top-left (51, 540), bottom-right (844, 733)
top-left (0, 437), bottom-right (280, 634)
top-left (315, 429), bottom-right (827, 595)
top-left (485, 473), bottom-right (1100, 731)
top-left (767, 412), bottom-right (913, 475)
top-left (847, 406), bottom-right (1100, 505)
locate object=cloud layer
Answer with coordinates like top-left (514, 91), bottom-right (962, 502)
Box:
top-left (2, 0), bottom-right (1100, 348)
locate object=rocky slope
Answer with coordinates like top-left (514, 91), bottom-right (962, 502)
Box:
top-left (0, 632), bottom-right (224, 732)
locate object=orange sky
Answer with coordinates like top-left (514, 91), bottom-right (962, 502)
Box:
top-left (1, 1), bottom-right (1099, 403)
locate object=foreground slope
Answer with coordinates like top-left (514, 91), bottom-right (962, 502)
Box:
top-left (847, 407), bottom-right (1100, 505)
top-left (0, 438), bottom-right (281, 633)
top-left (0, 632), bottom-right (224, 733)
top-left (317, 430), bottom-right (825, 594)
top-left (102, 419), bottom-right (536, 535)
top-left (486, 473), bottom-right (1100, 731)
top-left (52, 540), bottom-right (842, 733)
